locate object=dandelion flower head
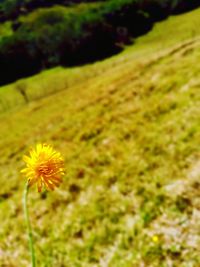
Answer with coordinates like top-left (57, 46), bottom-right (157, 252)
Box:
top-left (21, 143), bottom-right (64, 192)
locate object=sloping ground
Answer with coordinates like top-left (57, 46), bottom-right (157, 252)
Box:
top-left (0, 8), bottom-right (200, 267)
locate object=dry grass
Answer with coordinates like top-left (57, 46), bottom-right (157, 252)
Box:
top-left (0, 7), bottom-right (200, 267)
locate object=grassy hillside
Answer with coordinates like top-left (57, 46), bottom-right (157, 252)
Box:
top-left (1, 0), bottom-right (200, 86)
top-left (0, 7), bottom-right (200, 267)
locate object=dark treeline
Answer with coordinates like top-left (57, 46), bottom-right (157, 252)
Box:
top-left (0, 0), bottom-right (200, 86)
top-left (0, 0), bottom-right (106, 22)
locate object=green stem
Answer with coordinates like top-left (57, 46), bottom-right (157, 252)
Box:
top-left (23, 182), bottom-right (36, 267)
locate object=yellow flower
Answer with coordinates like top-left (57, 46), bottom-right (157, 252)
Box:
top-left (21, 144), bottom-right (64, 192)
top-left (152, 235), bottom-right (159, 243)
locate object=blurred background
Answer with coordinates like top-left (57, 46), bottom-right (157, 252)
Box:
top-left (0, 0), bottom-right (200, 266)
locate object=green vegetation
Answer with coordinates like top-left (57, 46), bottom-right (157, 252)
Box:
top-left (0, 7), bottom-right (200, 267)
top-left (0, 21), bottom-right (12, 38)
top-left (0, 0), bottom-right (199, 85)
top-left (0, 0), bottom-right (105, 21)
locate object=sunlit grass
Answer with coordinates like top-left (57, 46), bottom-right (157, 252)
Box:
top-left (0, 7), bottom-right (200, 267)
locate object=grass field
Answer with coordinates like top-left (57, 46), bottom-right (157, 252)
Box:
top-left (0, 7), bottom-right (200, 267)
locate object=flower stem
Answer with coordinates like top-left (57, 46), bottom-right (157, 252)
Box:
top-left (23, 182), bottom-right (36, 267)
